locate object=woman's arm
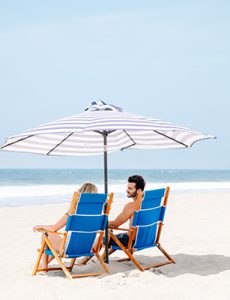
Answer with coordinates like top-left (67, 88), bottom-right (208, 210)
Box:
top-left (33, 213), bottom-right (69, 232)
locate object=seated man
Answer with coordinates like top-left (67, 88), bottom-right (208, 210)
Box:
top-left (107, 174), bottom-right (146, 249)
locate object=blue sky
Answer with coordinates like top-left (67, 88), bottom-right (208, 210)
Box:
top-left (0, 0), bottom-right (229, 169)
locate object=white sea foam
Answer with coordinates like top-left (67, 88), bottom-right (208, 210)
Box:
top-left (0, 181), bottom-right (230, 200)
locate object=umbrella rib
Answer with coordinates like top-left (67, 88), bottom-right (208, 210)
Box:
top-left (94, 130), bottom-right (115, 135)
top-left (46, 133), bottom-right (74, 155)
top-left (154, 130), bottom-right (188, 147)
top-left (0, 135), bottom-right (35, 149)
top-left (120, 130), bottom-right (136, 150)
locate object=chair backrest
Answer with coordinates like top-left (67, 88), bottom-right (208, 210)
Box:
top-left (75, 193), bottom-right (107, 214)
top-left (63, 192), bottom-right (113, 258)
top-left (132, 187), bottom-right (169, 251)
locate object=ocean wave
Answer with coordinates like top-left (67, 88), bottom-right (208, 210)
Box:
top-left (0, 181), bottom-right (230, 199)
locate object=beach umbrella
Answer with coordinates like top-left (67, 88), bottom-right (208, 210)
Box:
top-left (0, 100), bottom-right (215, 262)
top-left (0, 100), bottom-right (215, 192)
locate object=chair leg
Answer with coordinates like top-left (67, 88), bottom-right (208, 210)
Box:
top-left (32, 239), bottom-right (46, 275)
top-left (116, 257), bottom-right (131, 262)
top-left (109, 232), bottom-right (175, 272)
top-left (116, 249), bottom-right (133, 262)
top-left (142, 244), bottom-right (175, 270)
top-left (157, 244), bottom-right (176, 264)
top-left (109, 232), bottom-right (144, 271)
top-left (102, 246), bottom-right (116, 261)
top-left (69, 258), bottom-right (76, 272)
top-left (95, 252), bottom-right (109, 273)
top-left (44, 236), bottom-right (73, 280)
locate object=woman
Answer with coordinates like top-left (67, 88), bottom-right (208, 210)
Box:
top-left (33, 182), bottom-right (98, 269)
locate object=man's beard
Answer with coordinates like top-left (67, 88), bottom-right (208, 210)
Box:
top-left (127, 191), bottom-right (137, 198)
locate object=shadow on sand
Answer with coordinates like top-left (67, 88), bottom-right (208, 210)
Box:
top-left (115, 253), bottom-right (230, 277)
top-left (34, 253), bottom-right (230, 278)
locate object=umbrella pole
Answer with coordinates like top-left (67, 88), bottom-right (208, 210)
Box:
top-left (103, 132), bottom-right (109, 263)
top-left (103, 132), bottom-right (108, 194)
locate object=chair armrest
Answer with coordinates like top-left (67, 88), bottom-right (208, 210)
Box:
top-left (36, 228), bottom-right (65, 235)
top-left (109, 227), bottom-right (129, 232)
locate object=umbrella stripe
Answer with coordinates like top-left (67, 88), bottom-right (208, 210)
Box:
top-left (19, 124), bottom-right (191, 136)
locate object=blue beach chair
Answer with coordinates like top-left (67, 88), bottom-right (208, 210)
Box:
top-left (108, 187), bottom-right (175, 271)
top-left (32, 192), bottom-right (114, 279)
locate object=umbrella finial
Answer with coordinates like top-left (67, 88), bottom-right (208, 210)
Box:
top-left (85, 101), bottom-right (123, 112)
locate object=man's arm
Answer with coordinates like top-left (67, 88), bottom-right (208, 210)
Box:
top-left (109, 202), bottom-right (135, 229)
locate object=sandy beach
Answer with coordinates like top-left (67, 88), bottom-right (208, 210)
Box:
top-left (0, 190), bottom-right (230, 300)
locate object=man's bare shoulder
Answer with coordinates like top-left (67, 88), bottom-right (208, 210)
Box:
top-left (123, 202), bottom-right (136, 213)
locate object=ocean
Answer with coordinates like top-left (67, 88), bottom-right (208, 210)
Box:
top-left (0, 169), bottom-right (230, 207)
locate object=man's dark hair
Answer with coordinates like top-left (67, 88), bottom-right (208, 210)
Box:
top-left (128, 175), bottom-right (146, 191)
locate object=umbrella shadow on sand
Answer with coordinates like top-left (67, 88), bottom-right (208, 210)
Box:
top-left (109, 253), bottom-right (230, 277)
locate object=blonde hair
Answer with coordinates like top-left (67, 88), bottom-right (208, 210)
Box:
top-left (78, 182), bottom-right (98, 194)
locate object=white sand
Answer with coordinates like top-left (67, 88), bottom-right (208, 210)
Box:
top-left (0, 191), bottom-right (230, 300)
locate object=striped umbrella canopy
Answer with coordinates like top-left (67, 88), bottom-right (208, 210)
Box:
top-left (1, 101), bottom-right (215, 193)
